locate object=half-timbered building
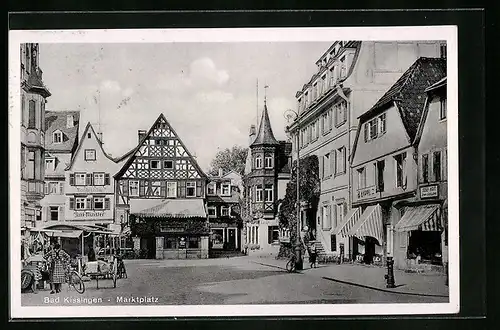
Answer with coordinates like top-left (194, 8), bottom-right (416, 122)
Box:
top-left (114, 114), bottom-right (209, 259)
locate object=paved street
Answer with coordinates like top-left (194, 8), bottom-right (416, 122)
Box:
top-left (22, 257), bottom-right (448, 306)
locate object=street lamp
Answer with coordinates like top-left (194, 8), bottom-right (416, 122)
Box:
top-left (284, 109), bottom-right (303, 270)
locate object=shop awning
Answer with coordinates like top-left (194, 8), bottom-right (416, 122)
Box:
top-left (333, 207), bottom-right (361, 237)
top-left (346, 204), bottom-right (384, 244)
top-left (130, 198), bottom-right (207, 218)
top-left (395, 204), bottom-right (441, 232)
top-left (37, 229), bottom-right (83, 238)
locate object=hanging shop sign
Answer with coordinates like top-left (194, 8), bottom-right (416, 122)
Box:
top-left (74, 186), bottom-right (109, 194)
top-left (420, 185), bottom-right (439, 198)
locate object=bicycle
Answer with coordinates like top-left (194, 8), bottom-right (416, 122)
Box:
top-left (286, 254), bottom-right (297, 273)
top-left (66, 266), bottom-right (85, 294)
top-left (116, 257), bottom-right (127, 279)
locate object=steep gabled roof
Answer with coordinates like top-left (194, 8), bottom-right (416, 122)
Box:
top-left (250, 104), bottom-right (280, 147)
top-left (114, 113), bottom-right (208, 179)
top-left (359, 57), bottom-right (447, 141)
top-left (65, 122), bottom-right (117, 171)
top-left (45, 111), bottom-right (80, 152)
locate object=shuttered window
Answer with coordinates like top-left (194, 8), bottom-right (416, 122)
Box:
top-left (69, 198), bottom-right (74, 210)
top-left (104, 173), bottom-right (110, 185)
top-left (86, 197), bottom-right (93, 210)
top-left (105, 198), bottom-right (110, 210)
top-left (139, 180), bottom-right (146, 196)
top-left (85, 173), bottom-right (93, 186)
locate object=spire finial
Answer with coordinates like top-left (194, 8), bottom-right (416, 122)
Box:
top-left (264, 84), bottom-right (269, 105)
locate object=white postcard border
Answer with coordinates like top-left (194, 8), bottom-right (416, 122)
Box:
top-left (9, 26), bottom-right (459, 319)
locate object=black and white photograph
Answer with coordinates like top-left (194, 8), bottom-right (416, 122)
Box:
top-left (9, 27), bottom-right (459, 318)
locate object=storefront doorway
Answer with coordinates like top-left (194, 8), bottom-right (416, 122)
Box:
top-left (141, 236), bottom-right (156, 259)
top-left (407, 230), bottom-right (442, 265)
top-left (227, 228), bottom-right (236, 250)
top-left (363, 237), bottom-right (377, 264)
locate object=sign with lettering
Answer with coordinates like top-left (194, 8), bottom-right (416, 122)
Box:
top-left (74, 186), bottom-right (108, 193)
top-left (160, 226), bottom-right (185, 233)
top-left (420, 185), bottom-right (439, 198)
top-left (357, 186), bottom-right (376, 199)
top-left (74, 210), bottom-right (106, 218)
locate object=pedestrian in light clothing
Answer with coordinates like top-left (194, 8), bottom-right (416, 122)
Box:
top-left (47, 243), bottom-right (70, 294)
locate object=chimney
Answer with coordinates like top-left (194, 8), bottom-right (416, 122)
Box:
top-left (249, 125), bottom-right (256, 145)
top-left (138, 130), bottom-right (146, 142)
top-left (66, 115), bottom-right (74, 128)
top-left (218, 168), bottom-right (224, 177)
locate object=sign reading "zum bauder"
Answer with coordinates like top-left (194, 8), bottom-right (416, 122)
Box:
top-left (420, 185), bottom-right (439, 198)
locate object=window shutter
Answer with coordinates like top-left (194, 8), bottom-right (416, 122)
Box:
top-left (331, 150), bottom-right (336, 175)
top-left (44, 183), bottom-right (48, 194)
top-left (139, 180), bottom-right (145, 196)
top-left (179, 181), bottom-right (186, 198)
top-left (69, 198), bottom-right (74, 210)
top-left (86, 173), bottom-right (92, 186)
top-left (59, 182), bottom-right (64, 195)
top-left (364, 123), bottom-right (368, 142)
top-left (123, 180), bottom-right (129, 196)
top-left (320, 156), bottom-right (324, 179)
top-left (86, 197), bottom-right (93, 210)
top-left (332, 205), bottom-right (337, 229)
top-left (105, 198), bottom-right (110, 210)
top-left (160, 181), bottom-right (166, 197)
top-left (196, 181), bottom-right (202, 197)
top-left (45, 207), bottom-right (50, 222)
top-left (69, 173), bottom-right (75, 186)
top-left (105, 173), bottom-right (110, 185)
top-left (58, 207), bottom-right (64, 222)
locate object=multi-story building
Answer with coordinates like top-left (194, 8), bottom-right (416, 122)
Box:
top-left (393, 77), bottom-right (448, 272)
top-left (288, 40), bottom-right (447, 261)
top-left (62, 122), bottom-right (128, 255)
top-left (347, 57), bottom-right (446, 266)
top-left (39, 111), bottom-right (80, 227)
top-left (243, 103), bottom-right (292, 256)
top-left (207, 169), bottom-right (243, 252)
top-left (20, 43), bottom-right (51, 257)
top-left (114, 114), bottom-right (209, 259)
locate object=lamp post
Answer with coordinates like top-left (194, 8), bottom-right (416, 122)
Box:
top-left (284, 109), bottom-right (303, 270)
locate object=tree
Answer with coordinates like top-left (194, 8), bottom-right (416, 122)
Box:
top-left (277, 155), bottom-right (320, 258)
top-left (208, 145), bottom-right (248, 176)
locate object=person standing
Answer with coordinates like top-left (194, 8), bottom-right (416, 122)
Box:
top-left (47, 243), bottom-right (70, 294)
top-left (309, 244), bottom-right (318, 268)
top-left (87, 245), bottom-right (96, 262)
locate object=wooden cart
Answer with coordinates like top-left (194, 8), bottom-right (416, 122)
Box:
top-left (83, 256), bottom-right (118, 289)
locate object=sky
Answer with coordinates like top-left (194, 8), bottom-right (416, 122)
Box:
top-left (39, 42), bottom-right (331, 171)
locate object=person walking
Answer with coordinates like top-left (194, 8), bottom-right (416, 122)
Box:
top-left (47, 243), bottom-right (70, 294)
top-left (309, 244), bottom-right (318, 269)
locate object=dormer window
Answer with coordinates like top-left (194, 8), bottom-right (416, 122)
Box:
top-left (45, 158), bottom-right (55, 171)
top-left (221, 183), bottom-right (231, 196)
top-left (53, 131), bottom-right (63, 144)
top-left (207, 182), bottom-right (216, 196)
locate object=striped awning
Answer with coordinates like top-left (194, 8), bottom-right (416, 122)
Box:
top-left (346, 204), bottom-right (384, 244)
top-left (333, 207), bottom-right (361, 237)
top-left (395, 204), bottom-right (441, 232)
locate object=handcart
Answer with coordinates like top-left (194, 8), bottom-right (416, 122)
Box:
top-left (83, 256), bottom-right (118, 289)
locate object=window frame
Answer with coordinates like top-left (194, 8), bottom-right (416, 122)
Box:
top-left (150, 160), bottom-right (160, 169)
top-left (93, 172), bottom-right (105, 186)
top-left (335, 146), bottom-right (346, 175)
top-left (357, 167), bottom-right (367, 189)
top-left (186, 181), bottom-right (196, 197)
top-left (75, 172), bottom-right (86, 186)
top-left (93, 197), bottom-right (105, 210)
top-left (129, 180), bottom-right (139, 197)
top-left (84, 149), bottom-right (96, 161)
top-left (207, 182), bottom-right (216, 196)
top-left (53, 131), bottom-right (63, 144)
top-left (394, 152), bottom-right (407, 188)
top-left (255, 156), bottom-right (263, 169)
top-left (221, 183), bottom-right (231, 196)
top-left (166, 182), bottom-right (177, 198)
top-left (163, 160), bottom-right (174, 170)
top-left (208, 206), bottom-right (217, 218)
top-left (255, 185), bottom-right (263, 202)
top-left (264, 156), bottom-right (273, 169)
top-left (75, 197), bottom-right (86, 210)
top-left (49, 206), bottom-right (59, 221)
top-left (433, 151), bottom-right (442, 182)
top-left (220, 206), bottom-right (230, 217)
top-left (264, 185), bottom-right (274, 202)
top-left (45, 158), bottom-right (55, 171)
top-left (439, 97), bottom-right (447, 120)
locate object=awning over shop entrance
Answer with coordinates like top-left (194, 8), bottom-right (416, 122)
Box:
top-left (395, 204), bottom-right (441, 232)
top-left (33, 228), bottom-right (83, 238)
top-left (333, 207), bottom-right (361, 237)
top-left (346, 204), bottom-right (384, 244)
top-left (130, 198), bottom-right (207, 218)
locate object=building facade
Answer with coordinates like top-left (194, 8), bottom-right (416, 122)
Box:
top-left (20, 43), bottom-right (51, 258)
top-left (39, 111), bottom-right (80, 227)
top-left (347, 57), bottom-right (446, 267)
top-left (288, 40), bottom-right (447, 261)
top-left (207, 170), bottom-right (243, 253)
top-left (64, 123), bottom-right (125, 235)
top-left (114, 114), bottom-right (209, 259)
top-left (243, 104), bottom-right (292, 256)
top-left (393, 77), bottom-right (448, 272)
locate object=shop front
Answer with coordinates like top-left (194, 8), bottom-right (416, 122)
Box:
top-left (394, 202), bottom-right (445, 272)
top-left (336, 204), bottom-right (385, 264)
top-left (129, 198), bottom-right (209, 260)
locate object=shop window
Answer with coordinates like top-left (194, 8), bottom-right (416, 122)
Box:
top-left (188, 237), bottom-right (200, 249)
top-left (164, 237), bottom-right (177, 249)
top-left (212, 229), bottom-right (224, 246)
top-left (407, 231), bottom-right (442, 265)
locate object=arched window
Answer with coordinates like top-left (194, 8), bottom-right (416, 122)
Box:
top-left (53, 131), bottom-right (63, 144)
